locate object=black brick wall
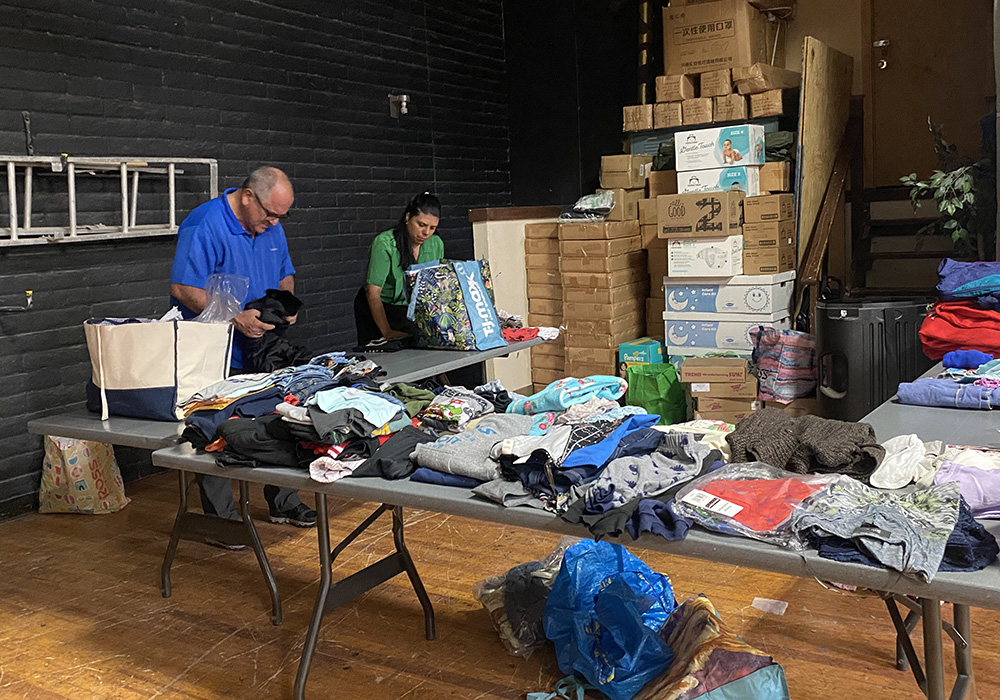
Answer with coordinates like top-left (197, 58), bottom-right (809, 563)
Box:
top-left (0, 0), bottom-right (511, 516)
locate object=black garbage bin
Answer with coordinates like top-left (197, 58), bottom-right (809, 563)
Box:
top-left (815, 297), bottom-right (935, 421)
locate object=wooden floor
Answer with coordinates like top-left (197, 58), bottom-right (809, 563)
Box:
top-left (1, 472), bottom-right (998, 700)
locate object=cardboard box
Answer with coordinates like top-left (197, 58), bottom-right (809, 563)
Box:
top-left (525, 252), bottom-right (559, 269)
top-left (655, 73), bottom-right (698, 102)
top-left (531, 353), bottom-right (565, 371)
top-left (623, 104), bottom-right (654, 132)
top-left (562, 266), bottom-right (647, 289)
top-left (713, 94), bottom-right (748, 122)
top-left (750, 88), bottom-right (797, 118)
top-left (531, 337), bottom-right (565, 356)
top-left (679, 357), bottom-right (747, 383)
top-left (657, 191), bottom-right (744, 238)
top-left (654, 102), bottom-right (684, 129)
top-left (697, 396), bottom-right (762, 413)
top-left (526, 268), bottom-right (560, 286)
top-left (639, 199), bottom-right (658, 225)
top-left (742, 242), bottom-right (796, 274)
top-left (528, 297), bottom-right (562, 316)
top-left (682, 97), bottom-right (714, 125)
top-left (566, 361), bottom-right (616, 378)
top-left (528, 312), bottom-right (562, 327)
top-left (525, 222), bottom-right (559, 239)
top-left (665, 312), bottom-right (790, 352)
top-left (641, 224), bottom-right (658, 248)
top-left (646, 308), bottom-right (665, 340)
top-left (559, 220), bottom-right (639, 241)
top-left (688, 379), bottom-right (757, 399)
top-left (564, 311), bottom-right (644, 336)
top-left (563, 281), bottom-right (648, 305)
top-left (566, 346), bottom-right (619, 366)
top-left (648, 170), bottom-right (678, 198)
top-left (647, 293), bottom-right (666, 314)
top-left (564, 298), bottom-right (645, 321)
top-left (664, 271), bottom-right (795, 315)
top-left (668, 235), bottom-right (744, 277)
top-left (733, 62), bottom-right (801, 94)
top-left (695, 409), bottom-right (754, 424)
top-left (561, 250), bottom-right (646, 274)
top-left (699, 68), bottom-right (732, 97)
top-left (678, 166), bottom-right (760, 196)
top-left (532, 367), bottom-right (564, 387)
top-left (560, 236), bottom-right (642, 258)
top-left (770, 396), bottom-right (819, 417)
top-left (527, 283), bottom-right (562, 300)
top-left (525, 237), bottom-right (560, 255)
top-left (597, 187), bottom-right (644, 221)
top-left (742, 219), bottom-right (795, 248)
top-left (648, 238), bottom-right (668, 270)
top-left (759, 161), bottom-right (792, 193)
top-left (675, 124), bottom-right (765, 171)
top-left (662, 0), bottom-right (770, 74)
top-left (600, 154), bottom-right (654, 189)
top-left (744, 193), bottom-right (795, 222)
top-left (565, 329), bottom-right (645, 349)
top-left (619, 337), bottom-right (664, 365)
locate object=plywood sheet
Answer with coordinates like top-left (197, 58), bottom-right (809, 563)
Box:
top-left (795, 37), bottom-right (853, 264)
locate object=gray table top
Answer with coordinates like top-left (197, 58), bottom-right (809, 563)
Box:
top-left (861, 363), bottom-right (1000, 448)
top-left (26, 338), bottom-right (543, 446)
top-left (151, 443), bottom-right (1000, 611)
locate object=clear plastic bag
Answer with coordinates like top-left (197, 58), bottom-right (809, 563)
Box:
top-left (673, 462), bottom-right (843, 548)
top-left (558, 190), bottom-right (615, 221)
top-left (472, 535), bottom-right (579, 658)
top-left (194, 273), bottom-right (249, 323)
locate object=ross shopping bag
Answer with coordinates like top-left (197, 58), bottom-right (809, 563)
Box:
top-left (625, 363), bottom-right (687, 425)
top-left (84, 318), bottom-right (233, 421)
top-left (38, 436), bottom-right (130, 514)
top-left (406, 259), bottom-right (507, 350)
top-left (543, 540), bottom-right (676, 700)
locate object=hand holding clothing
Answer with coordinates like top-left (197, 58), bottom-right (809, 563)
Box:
top-left (233, 308), bottom-right (276, 339)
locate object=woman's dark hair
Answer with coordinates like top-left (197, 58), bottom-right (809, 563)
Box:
top-left (393, 192), bottom-right (441, 270)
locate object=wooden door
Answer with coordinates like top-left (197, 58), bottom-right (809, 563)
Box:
top-left (869, 0), bottom-right (994, 187)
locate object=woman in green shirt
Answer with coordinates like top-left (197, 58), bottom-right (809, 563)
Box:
top-left (354, 192), bottom-right (444, 345)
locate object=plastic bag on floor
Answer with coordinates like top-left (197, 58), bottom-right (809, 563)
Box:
top-left (472, 536), bottom-right (578, 658)
top-left (543, 539), bottom-right (676, 700)
top-left (38, 436), bottom-right (130, 514)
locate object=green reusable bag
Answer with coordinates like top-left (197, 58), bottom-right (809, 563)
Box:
top-left (625, 362), bottom-right (687, 425)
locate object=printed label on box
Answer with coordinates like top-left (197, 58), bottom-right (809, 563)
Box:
top-left (675, 124), bottom-right (765, 171)
top-left (681, 488), bottom-right (743, 517)
top-left (678, 166), bottom-right (760, 196)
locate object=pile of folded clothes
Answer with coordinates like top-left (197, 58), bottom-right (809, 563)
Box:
top-left (920, 258), bottom-right (1000, 359)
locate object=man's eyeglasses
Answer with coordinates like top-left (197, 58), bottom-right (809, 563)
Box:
top-left (247, 188), bottom-right (291, 221)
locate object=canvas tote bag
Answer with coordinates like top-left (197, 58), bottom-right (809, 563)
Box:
top-left (84, 319), bottom-right (233, 421)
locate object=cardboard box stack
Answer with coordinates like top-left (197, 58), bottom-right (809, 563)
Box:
top-left (639, 198), bottom-right (666, 340)
top-left (743, 193), bottom-right (796, 275)
top-left (525, 222), bottom-right (564, 391)
top-left (559, 219), bottom-right (648, 378)
top-left (679, 357), bottom-right (760, 424)
top-left (675, 123), bottom-right (765, 197)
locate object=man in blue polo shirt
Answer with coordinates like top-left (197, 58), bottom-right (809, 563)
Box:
top-left (170, 166), bottom-right (316, 536)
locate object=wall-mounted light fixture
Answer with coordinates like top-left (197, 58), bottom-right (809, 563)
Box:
top-left (388, 93), bottom-right (410, 118)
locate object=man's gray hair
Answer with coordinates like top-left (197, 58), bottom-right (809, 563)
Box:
top-left (242, 166), bottom-right (288, 197)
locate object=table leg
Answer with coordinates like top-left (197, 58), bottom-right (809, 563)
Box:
top-left (294, 493), bottom-right (332, 700)
top-left (953, 604), bottom-right (975, 700)
top-left (922, 598), bottom-right (946, 700)
top-left (392, 506), bottom-right (435, 640)
top-left (238, 480), bottom-right (282, 626)
top-left (160, 470), bottom-right (189, 598)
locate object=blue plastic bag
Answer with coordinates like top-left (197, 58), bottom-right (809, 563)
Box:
top-left (543, 540), bottom-right (676, 700)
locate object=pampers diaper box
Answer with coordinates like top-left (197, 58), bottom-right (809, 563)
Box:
top-left (663, 271), bottom-right (796, 315)
top-left (677, 166), bottom-right (761, 196)
top-left (675, 124), bottom-right (766, 172)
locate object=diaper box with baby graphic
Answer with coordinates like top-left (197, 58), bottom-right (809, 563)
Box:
top-left (667, 235), bottom-right (743, 277)
top-left (664, 311), bottom-right (792, 354)
top-left (675, 124), bottom-right (765, 172)
top-left (662, 271), bottom-right (796, 316)
top-left (678, 166), bottom-right (761, 196)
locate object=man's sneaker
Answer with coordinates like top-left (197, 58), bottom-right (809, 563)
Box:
top-left (269, 503), bottom-right (318, 528)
